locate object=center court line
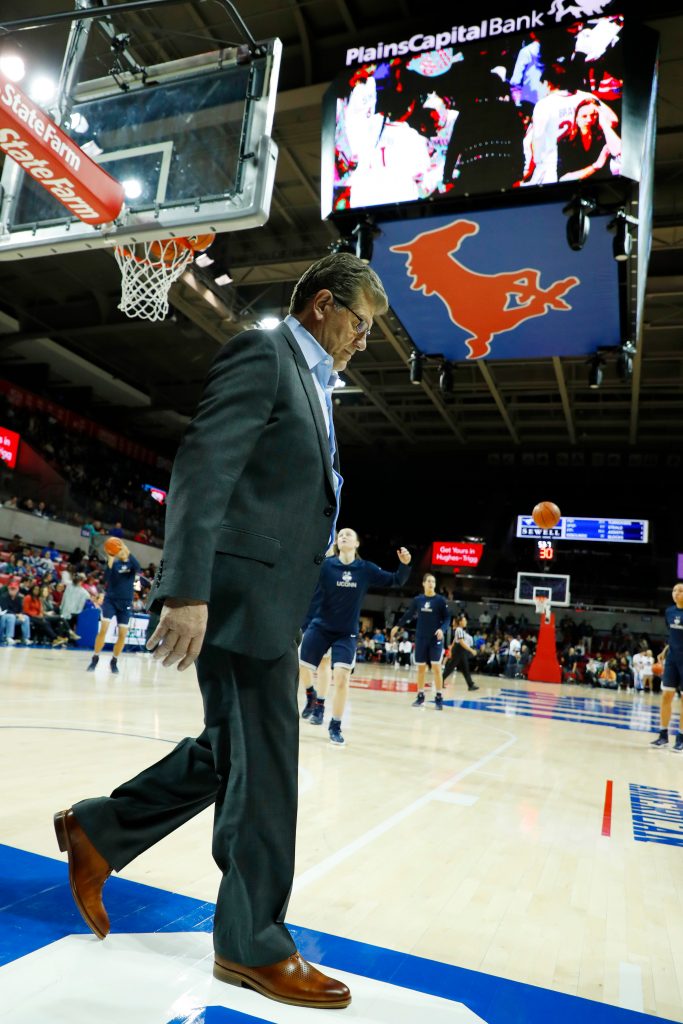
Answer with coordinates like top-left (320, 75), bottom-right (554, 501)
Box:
top-left (293, 730), bottom-right (517, 892)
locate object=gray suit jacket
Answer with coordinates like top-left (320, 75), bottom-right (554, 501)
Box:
top-left (148, 323), bottom-right (337, 659)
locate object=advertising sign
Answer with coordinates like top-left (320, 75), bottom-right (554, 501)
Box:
top-left (0, 425), bottom-right (20, 468)
top-left (432, 541), bottom-right (484, 567)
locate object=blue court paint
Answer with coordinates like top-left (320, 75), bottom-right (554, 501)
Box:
top-left (0, 844), bottom-right (675, 1024)
top-left (440, 688), bottom-right (677, 734)
top-left (629, 784), bottom-right (683, 847)
top-left (167, 1009), bottom-right (270, 1024)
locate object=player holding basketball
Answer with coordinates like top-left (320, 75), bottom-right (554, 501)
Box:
top-left (391, 574), bottom-right (450, 709)
top-left (442, 612), bottom-right (480, 692)
top-left (650, 583), bottom-right (683, 751)
top-left (87, 540), bottom-right (141, 674)
top-left (299, 527), bottom-right (411, 744)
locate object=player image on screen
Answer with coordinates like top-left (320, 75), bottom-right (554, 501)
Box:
top-left (391, 573), bottom-right (450, 710)
top-left (299, 528), bottom-right (412, 745)
top-left (327, 14), bottom-right (624, 213)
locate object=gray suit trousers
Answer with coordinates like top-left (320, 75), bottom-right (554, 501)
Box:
top-left (73, 641), bottom-right (299, 966)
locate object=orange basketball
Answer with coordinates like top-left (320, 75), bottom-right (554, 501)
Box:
top-left (652, 662), bottom-right (664, 676)
top-left (103, 536), bottom-right (123, 556)
top-left (186, 232), bottom-right (216, 253)
top-left (148, 238), bottom-right (190, 264)
top-left (532, 501), bottom-right (561, 529)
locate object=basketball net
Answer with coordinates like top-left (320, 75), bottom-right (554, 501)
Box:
top-left (534, 595), bottom-right (551, 623)
top-left (115, 238), bottom-right (195, 321)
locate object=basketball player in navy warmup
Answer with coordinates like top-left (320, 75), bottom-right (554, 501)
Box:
top-left (300, 527), bottom-right (411, 744)
top-left (87, 541), bottom-right (141, 674)
top-left (650, 582), bottom-right (683, 751)
top-left (391, 574), bottom-right (450, 709)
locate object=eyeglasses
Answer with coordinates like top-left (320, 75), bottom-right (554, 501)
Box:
top-left (331, 295), bottom-right (372, 338)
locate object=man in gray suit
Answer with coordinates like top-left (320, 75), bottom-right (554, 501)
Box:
top-left (54, 252), bottom-right (388, 1010)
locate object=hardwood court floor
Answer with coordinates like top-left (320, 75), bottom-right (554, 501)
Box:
top-left (1, 646), bottom-right (682, 1022)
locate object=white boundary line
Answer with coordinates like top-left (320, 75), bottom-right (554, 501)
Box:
top-left (618, 962), bottom-right (644, 1012)
top-left (293, 730), bottom-right (517, 892)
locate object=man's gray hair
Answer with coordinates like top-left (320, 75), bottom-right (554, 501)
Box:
top-left (289, 253), bottom-right (388, 315)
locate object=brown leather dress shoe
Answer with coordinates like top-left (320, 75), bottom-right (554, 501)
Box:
top-left (213, 951), bottom-right (351, 1008)
top-left (54, 809), bottom-right (112, 939)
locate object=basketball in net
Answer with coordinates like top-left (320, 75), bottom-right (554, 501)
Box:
top-left (532, 500), bottom-right (561, 528)
top-left (115, 237), bottom-right (196, 321)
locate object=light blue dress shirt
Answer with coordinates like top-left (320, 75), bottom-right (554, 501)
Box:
top-left (283, 315), bottom-right (343, 538)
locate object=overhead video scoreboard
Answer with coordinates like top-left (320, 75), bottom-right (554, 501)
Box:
top-left (517, 515), bottom-right (649, 544)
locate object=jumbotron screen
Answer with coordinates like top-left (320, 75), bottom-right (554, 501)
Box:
top-left (322, 10), bottom-right (625, 216)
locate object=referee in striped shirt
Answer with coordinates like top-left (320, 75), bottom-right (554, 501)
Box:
top-left (443, 613), bottom-right (480, 692)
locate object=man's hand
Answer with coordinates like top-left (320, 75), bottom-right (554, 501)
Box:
top-left (436, 629), bottom-right (444, 641)
top-left (397, 547), bottom-right (411, 565)
top-left (147, 598), bottom-right (208, 671)
top-left (390, 626), bottom-right (399, 640)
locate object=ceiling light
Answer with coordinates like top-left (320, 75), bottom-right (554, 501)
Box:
top-left (588, 354), bottom-right (604, 389)
top-left (438, 360), bottom-right (453, 395)
top-left (610, 210), bottom-right (633, 262)
top-left (352, 218), bottom-right (377, 263)
top-left (259, 316), bottom-right (279, 329)
top-left (121, 178), bottom-right (143, 200)
top-left (214, 272), bottom-right (233, 287)
top-left (27, 75), bottom-right (57, 104)
top-left (409, 348), bottom-right (423, 385)
top-left (195, 252), bottom-right (214, 268)
top-left (0, 55), bottom-right (26, 83)
top-left (563, 196), bottom-right (596, 252)
top-left (616, 341), bottom-right (636, 380)
top-left (68, 112), bottom-right (89, 134)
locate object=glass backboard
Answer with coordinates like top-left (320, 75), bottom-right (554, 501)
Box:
top-left (515, 572), bottom-right (570, 607)
top-left (0, 27), bottom-right (281, 260)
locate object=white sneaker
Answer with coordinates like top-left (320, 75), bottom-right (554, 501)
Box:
top-left (6, 638), bottom-right (16, 646)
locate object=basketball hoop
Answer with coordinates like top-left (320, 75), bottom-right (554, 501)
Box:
top-left (534, 595), bottom-right (551, 622)
top-left (114, 238), bottom-right (195, 321)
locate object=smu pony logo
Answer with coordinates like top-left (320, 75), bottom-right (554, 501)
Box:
top-left (391, 219), bottom-right (579, 360)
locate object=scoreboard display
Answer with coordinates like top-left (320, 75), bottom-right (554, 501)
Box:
top-left (517, 515), bottom-right (648, 544)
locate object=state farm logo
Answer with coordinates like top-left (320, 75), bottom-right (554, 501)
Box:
top-left (0, 76), bottom-right (124, 225)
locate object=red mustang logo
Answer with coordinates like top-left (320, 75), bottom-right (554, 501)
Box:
top-left (391, 219), bottom-right (580, 359)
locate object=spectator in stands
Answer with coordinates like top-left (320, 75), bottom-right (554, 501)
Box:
top-left (59, 573), bottom-right (90, 633)
top-left (109, 521), bottom-right (125, 539)
top-left (600, 659), bottom-right (618, 688)
top-left (41, 541), bottom-right (60, 562)
top-left (40, 584), bottom-right (76, 642)
top-left (3, 495), bottom-right (19, 509)
top-left (133, 527), bottom-right (152, 544)
top-left (22, 584), bottom-right (65, 646)
top-left (20, 498), bottom-right (36, 513)
top-left (616, 654), bottom-right (634, 691)
top-left (0, 582), bottom-right (32, 645)
top-left (33, 500), bottom-right (50, 517)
